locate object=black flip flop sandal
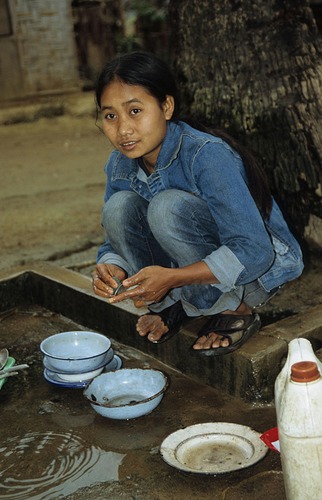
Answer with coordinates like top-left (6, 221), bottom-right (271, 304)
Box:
top-left (191, 312), bottom-right (261, 356)
top-left (142, 301), bottom-right (188, 344)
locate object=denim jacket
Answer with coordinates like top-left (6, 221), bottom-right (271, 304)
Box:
top-left (98, 121), bottom-right (303, 292)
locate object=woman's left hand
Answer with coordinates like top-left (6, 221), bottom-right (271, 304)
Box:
top-left (108, 266), bottom-right (176, 305)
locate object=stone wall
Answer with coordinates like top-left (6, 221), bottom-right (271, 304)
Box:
top-left (0, 0), bottom-right (79, 100)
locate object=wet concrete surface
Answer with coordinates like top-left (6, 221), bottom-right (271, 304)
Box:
top-left (0, 303), bottom-right (285, 500)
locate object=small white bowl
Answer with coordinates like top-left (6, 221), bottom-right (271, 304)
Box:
top-left (40, 331), bottom-right (112, 373)
top-left (42, 351), bottom-right (121, 382)
top-left (43, 351), bottom-right (114, 376)
top-left (56, 365), bottom-right (105, 382)
top-left (83, 368), bottom-right (168, 420)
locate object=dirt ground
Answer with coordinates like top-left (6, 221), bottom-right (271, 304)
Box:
top-left (1, 97), bottom-right (322, 319)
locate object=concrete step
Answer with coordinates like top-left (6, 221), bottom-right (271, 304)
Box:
top-left (1, 262), bottom-right (321, 403)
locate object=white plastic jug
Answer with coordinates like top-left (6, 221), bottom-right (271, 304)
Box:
top-left (274, 338), bottom-right (322, 420)
top-left (276, 352), bottom-right (322, 499)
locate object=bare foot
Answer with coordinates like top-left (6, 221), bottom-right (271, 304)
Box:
top-left (192, 332), bottom-right (230, 350)
top-left (136, 314), bottom-right (169, 342)
top-left (192, 303), bottom-right (252, 351)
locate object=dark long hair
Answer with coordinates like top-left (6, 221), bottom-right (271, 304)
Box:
top-left (95, 51), bottom-right (181, 118)
top-left (95, 51), bottom-right (272, 219)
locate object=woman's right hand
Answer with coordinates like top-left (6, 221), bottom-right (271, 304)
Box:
top-left (91, 264), bottom-right (127, 299)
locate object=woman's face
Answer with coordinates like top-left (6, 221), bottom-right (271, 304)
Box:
top-left (100, 80), bottom-right (174, 168)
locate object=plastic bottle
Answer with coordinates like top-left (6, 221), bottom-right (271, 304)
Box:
top-left (277, 359), bottom-right (322, 500)
top-left (274, 338), bottom-right (322, 420)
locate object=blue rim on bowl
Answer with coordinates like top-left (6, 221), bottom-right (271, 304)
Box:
top-left (43, 369), bottom-right (90, 388)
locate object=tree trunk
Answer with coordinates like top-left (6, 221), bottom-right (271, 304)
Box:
top-left (168, 0), bottom-right (322, 248)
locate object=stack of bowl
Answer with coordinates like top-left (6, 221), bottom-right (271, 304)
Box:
top-left (40, 331), bottom-right (120, 388)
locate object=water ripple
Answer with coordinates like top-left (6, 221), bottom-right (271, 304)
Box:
top-left (0, 431), bottom-right (125, 499)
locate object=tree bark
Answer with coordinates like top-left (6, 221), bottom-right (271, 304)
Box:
top-left (168, 0), bottom-right (322, 245)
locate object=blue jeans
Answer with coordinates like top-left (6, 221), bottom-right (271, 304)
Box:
top-left (102, 190), bottom-right (277, 316)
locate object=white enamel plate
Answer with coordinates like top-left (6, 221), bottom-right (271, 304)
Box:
top-left (160, 422), bottom-right (268, 474)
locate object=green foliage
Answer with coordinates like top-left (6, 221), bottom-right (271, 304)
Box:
top-left (126, 0), bottom-right (169, 22)
top-left (117, 0), bottom-right (170, 56)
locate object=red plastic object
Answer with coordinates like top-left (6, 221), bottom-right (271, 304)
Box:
top-left (260, 427), bottom-right (280, 452)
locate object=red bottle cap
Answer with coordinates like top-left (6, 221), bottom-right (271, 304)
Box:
top-left (291, 361), bottom-right (321, 383)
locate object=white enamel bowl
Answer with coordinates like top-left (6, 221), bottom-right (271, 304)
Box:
top-left (43, 355), bottom-right (111, 382)
top-left (40, 331), bottom-right (112, 373)
top-left (83, 368), bottom-right (169, 420)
